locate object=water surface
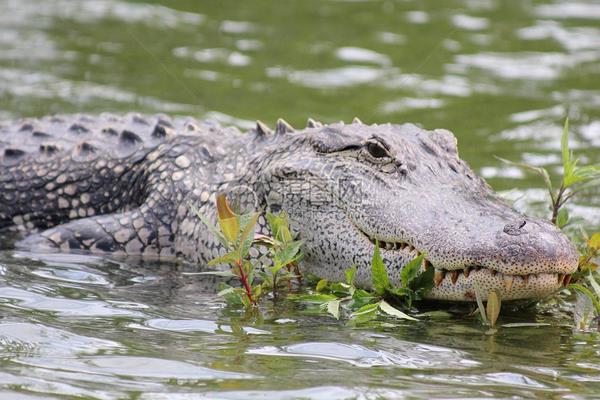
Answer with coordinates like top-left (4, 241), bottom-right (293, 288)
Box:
top-left (1, 0), bottom-right (600, 398)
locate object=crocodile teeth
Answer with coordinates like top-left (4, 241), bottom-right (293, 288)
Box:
top-left (352, 117), bottom-right (363, 124)
top-left (434, 270), bottom-right (445, 287)
top-left (449, 270), bottom-right (459, 285)
top-left (363, 231), bottom-right (570, 290)
top-left (423, 259), bottom-right (432, 271)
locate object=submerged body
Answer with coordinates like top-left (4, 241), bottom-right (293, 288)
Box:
top-left (0, 113), bottom-right (578, 301)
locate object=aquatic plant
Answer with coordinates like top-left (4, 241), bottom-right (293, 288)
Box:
top-left (291, 242), bottom-right (433, 322)
top-left (191, 194), bottom-right (302, 307)
top-left (501, 118), bottom-right (600, 322)
top-left (498, 119), bottom-right (600, 227)
top-left (192, 195), bottom-right (432, 320)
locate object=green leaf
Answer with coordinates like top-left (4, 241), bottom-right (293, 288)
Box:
top-left (273, 240), bottom-right (303, 270)
top-left (252, 284), bottom-right (263, 300)
top-left (217, 286), bottom-right (236, 297)
top-left (572, 166), bottom-right (600, 182)
top-left (217, 286), bottom-right (244, 306)
top-left (371, 241), bottom-right (390, 295)
top-left (269, 264), bottom-right (283, 276)
top-left (237, 212), bottom-right (259, 258)
top-left (388, 286), bottom-right (410, 298)
top-left (253, 233), bottom-right (278, 247)
top-left (401, 253), bottom-right (425, 287)
top-left (347, 294), bottom-right (378, 310)
top-left (564, 169), bottom-right (588, 187)
top-left (207, 251), bottom-right (241, 267)
top-left (486, 291), bottom-right (501, 328)
top-left (351, 301), bottom-right (379, 316)
top-left (316, 279), bottom-right (328, 293)
top-left (589, 233), bottom-right (600, 250)
top-left (379, 300), bottom-right (418, 321)
top-left (188, 270), bottom-right (237, 278)
top-left (189, 204), bottom-right (228, 248)
top-left (350, 301), bottom-right (380, 325)
top-left (473, 283), bottom-right (488, 325)
top-left (271, 256), bottom-right (303, 276)
top-left (259, 273), bottom-right (273, 287)
top-left (266, 211), bottom-right (293, 242)
top-left (352, 288), bottom-right (373, 299)
top-left (557, 207), bottom-right (569, 229)
top-left (216, 194), bottom-right (239, 243)
top-left (410, 265), bottom-right (435, 298)
top-left (326, 300), bottom-right (341, 320)
top-left (290, 294), bottom-right (338, 303)
top-left (568, 283), bottom-right (600, 315)
top-left (565, 169), bottom-right (600, 189)
top-left (241, 293), bottom-right (252, 308)
top-left (587, 271), bottom-right (600, 300)
top-left (242, 260), bottom-right (254, 281)
top-left (327, 282), bottom-right (351, 296)
top-left (345, 266), bottom-right (357, 286)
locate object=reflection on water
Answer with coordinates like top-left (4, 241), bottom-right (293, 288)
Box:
top-left (1, 249), bottom-right (599, 398)
top-left (0, 0), bottom-right (599, 398)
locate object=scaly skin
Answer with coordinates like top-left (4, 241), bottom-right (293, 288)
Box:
top-left (0, 113), bottom-right (578, 301)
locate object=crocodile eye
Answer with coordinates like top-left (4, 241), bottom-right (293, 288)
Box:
top-left (366, 141), bottom-right (388, 158)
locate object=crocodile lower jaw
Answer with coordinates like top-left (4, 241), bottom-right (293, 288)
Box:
top-left (361, 231), bottom-right (572, 301)
top-left (425, 267), bottom-right (571, 301)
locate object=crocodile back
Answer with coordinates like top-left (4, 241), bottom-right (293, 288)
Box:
top-left (0, 113), bottom-right (236, 232)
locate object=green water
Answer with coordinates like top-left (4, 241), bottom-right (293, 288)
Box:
top-left (1, 0), bottom-right (600, 398)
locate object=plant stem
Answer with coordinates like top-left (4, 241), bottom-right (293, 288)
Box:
top-left (236, 259), bottom-right (255, 305)
top-left (551, 185), bottom-right (566, 225)
top-left (292, 262), bottom-right (303, 285)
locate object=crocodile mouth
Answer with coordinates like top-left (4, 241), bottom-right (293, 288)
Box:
top-left (359, 230), bottom-right (572, 301)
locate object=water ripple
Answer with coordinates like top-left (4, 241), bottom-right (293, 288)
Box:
top-left (0, 287), bottom-right (144, 317)
top-left (267, 66), bottom-right (391, 89)
top-left (143, 318), bottom-right (270, 335)
top-left (247, 341), bottom-right (479, 369)
top-left (535, 2), bottom-right (600, 20)
top-left (454, 51), bottom-right (600, 80)
top-left (0, 0), bottom-right (204, 28)
top-left (0, 322), bottom-right (121, 357)
top-left (16, 356), bottom-right (254, 381)
top-left (335, 47), bottom-right (391, 66)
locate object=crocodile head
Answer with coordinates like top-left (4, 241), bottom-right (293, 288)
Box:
top-left (257, 120), bottom-right (578, 301)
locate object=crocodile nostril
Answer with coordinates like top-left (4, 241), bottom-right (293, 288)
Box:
top-left (503, 220), bottom-right (527, 236)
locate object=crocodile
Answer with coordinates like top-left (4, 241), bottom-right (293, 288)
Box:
top-left (0, 113), bottom-right (578, 301)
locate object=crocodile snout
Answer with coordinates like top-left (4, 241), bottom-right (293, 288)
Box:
top-left (503, 220), bottom-right (527, 236)
top-left (424, 217), bottom-right (579, 301)
top-left (493, 218), bottom-right (578, 275)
